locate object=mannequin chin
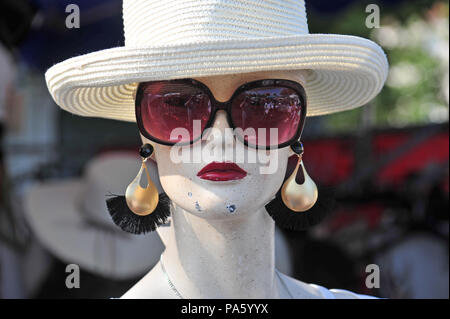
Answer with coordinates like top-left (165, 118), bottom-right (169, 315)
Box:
top-left (140, 70), bottom-right (306, 220)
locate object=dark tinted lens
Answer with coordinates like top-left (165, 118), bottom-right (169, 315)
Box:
top-left (139, 82), bottom-right (211, 144)
top-left (231, 87), bottom-right (303, 147)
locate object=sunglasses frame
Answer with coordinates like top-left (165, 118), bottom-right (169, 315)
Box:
top-left (135, 78), bottom-right (307, 150)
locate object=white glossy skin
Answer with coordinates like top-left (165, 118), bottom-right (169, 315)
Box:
top-left (121, 70), bottom-right (335, 299)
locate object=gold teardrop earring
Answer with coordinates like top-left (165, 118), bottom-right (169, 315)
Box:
top-left (106, 144), bottom-right (171, 234)
top-left (281, 141), bottom-right (318, 212)
top-left (266, 141), bottom-right (334, 231)
top-left (125, 143), bottom-right (159, 216)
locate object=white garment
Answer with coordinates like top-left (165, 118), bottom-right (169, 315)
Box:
top-left (309, 284), bottom-right (379, 299)
top-left (376, 233), bottom-right (449, 299)
top-left (277, 269), bottom-right (379, 299)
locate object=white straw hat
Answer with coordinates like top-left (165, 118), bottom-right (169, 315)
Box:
top-left (24, 152), bottom-right (165, 280)
top-left (45, 0), bottom-right (389, 122)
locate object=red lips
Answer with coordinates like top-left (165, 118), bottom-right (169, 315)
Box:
top-left (197, 162), bottom-right (247, 181)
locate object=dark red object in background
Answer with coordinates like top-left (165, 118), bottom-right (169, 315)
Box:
top-left (302, 138), bottom-right (355, 186)
top-left (301, 124), bottom-right (449, 191)
top-left (374, 131), bottom-right (448, 187)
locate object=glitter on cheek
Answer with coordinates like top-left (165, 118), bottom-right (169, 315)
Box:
top-left (226, 204), bottom-right (236, 213)
top-left (195, 201), bottom-right (202, 212)
top-left (188, 192), bottom-right (192, 197)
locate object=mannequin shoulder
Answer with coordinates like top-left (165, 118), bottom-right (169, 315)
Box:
top-left (120, 262), bottom-right (175, 299)
top-left (328, 289), bottom-right (380, 299)
top-left (277, 272), bottom-right (379, 299)
top-left (119, 267), bottom-right (379, 299)
top-left (276, 272), bottom-right (322, 298)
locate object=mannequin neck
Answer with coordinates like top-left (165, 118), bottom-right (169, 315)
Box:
top-left (162, 204), bottom-right (280, 298)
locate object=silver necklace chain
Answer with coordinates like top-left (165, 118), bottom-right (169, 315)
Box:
top-left (160, 254), bottom-right (184, 299)
top-left (159, 254), bottom-right (293, 299)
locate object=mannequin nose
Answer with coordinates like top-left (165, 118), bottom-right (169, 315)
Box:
top-left (204, 110), bottom-right (234, 148)
top-left (211, 110), bottom-right (230, 130)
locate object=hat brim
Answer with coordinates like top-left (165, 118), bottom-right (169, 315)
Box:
top-left (45, 34), bottom-right (388, 122)
top-left (25, 180), bottom-right (164, 280)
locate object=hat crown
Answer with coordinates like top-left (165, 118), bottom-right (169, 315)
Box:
top-left (123, 0), bottom-right (309, 46)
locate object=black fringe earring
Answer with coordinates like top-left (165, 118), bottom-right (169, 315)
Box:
top-left (105, 144), bottom-right (171, 234)
top-left (265, 142), bottom-right (336, 231)
top-left (106, 193), bottom-right (171, 234)
top-left (265, 187), bottom-right (335, 231)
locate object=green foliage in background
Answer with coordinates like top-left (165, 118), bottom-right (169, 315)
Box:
top-left (307, 1), bottom-right (449, 133)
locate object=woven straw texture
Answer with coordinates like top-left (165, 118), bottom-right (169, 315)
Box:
top-left (45, 0), bottom-right (389, 121)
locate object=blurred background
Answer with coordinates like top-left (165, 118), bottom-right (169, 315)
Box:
top-left (0, 0), bottom-right (448, 298)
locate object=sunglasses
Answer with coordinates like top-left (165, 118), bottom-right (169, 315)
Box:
top-left (135, 78), bottom-right (307, 149)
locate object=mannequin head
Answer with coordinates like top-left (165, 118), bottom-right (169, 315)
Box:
top-left (140, 70), bottom-right (308, 220)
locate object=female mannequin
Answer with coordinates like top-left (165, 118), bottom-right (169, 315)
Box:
top-left (44, 0), bottom-right (388, 299)
top-left (121, 71), bottom-right (369, 299)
